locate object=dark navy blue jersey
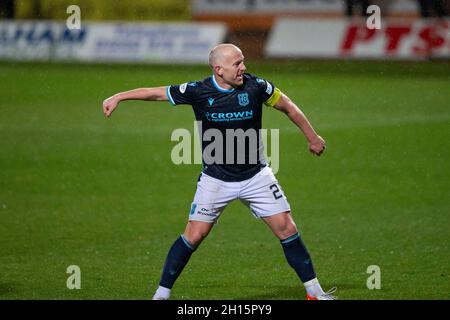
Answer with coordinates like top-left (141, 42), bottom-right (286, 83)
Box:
top-left (167, 73), bottom-right (281, 182)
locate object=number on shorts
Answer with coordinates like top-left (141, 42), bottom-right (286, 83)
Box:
top-left (269, 184), bottom-right (283, 200)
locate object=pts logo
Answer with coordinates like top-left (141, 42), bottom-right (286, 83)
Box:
top-left (341, 20), bottom-right (449, 56)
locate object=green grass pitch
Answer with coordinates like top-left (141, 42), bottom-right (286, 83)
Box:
top-left (0, 60), bottom-right (449, 299)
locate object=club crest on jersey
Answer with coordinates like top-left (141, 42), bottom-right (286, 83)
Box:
top-left (237, 93), bottom-right (249, 107)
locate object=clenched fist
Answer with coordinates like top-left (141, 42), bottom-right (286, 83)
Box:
top-left (103, 96), bottom-right (119, 117)
top-left (308, 135), bottom-right (326, 156)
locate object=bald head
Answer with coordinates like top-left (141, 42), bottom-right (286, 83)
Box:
top-left (209, 43), bottom-right (246, 88)
top-left (209, 44), bottom-right (243, 69)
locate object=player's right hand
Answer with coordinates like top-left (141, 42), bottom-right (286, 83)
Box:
top-left (103, 96), bottom-right (119, 117)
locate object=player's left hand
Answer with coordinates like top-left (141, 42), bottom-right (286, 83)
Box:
top-left (308, 135), bottom-right (326, 156)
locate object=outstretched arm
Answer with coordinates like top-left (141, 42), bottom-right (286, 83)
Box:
top-left (274, 92), bottom-right (326, 156)
top-left (102, 86), bottom-right (168, 117)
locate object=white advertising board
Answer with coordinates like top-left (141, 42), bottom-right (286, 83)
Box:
top-left (266, 19), bottom-right (450, 59)
top-left (0, 21), bottom-right (227, 63)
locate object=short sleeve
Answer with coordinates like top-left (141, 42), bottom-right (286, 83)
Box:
top-left (255, 77), bottom-right (281, 107)
top-left (167, 82), bottom-right (198, 106)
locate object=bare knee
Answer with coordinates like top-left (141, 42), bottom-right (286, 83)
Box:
top-left (278, 221), bottom-right (298, 240)
top-left (263, 211), bottom-right (298, 240)
top-left (184, 231), bottom-right (208, 246)
top-left (183, 221), bottom-right (214, 246)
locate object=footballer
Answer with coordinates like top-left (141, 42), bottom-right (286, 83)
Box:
top-left (102, 44), bottom-right (336, 300)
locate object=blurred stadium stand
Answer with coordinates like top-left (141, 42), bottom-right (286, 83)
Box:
top-left (0, 0), bottom-right (190, 21)
top-left (0, 0), bottom-right (449, 61)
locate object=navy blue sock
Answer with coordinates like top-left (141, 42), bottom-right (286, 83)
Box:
top-left (159, 235), bottom-right (196, 289)
top-left (280, 233), bottom-right (316, 283)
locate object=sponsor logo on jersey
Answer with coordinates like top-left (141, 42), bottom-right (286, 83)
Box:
top-left (205, 110), bottom-right (253, 122)
top-left (179, 83), bottom-right (187, 93)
